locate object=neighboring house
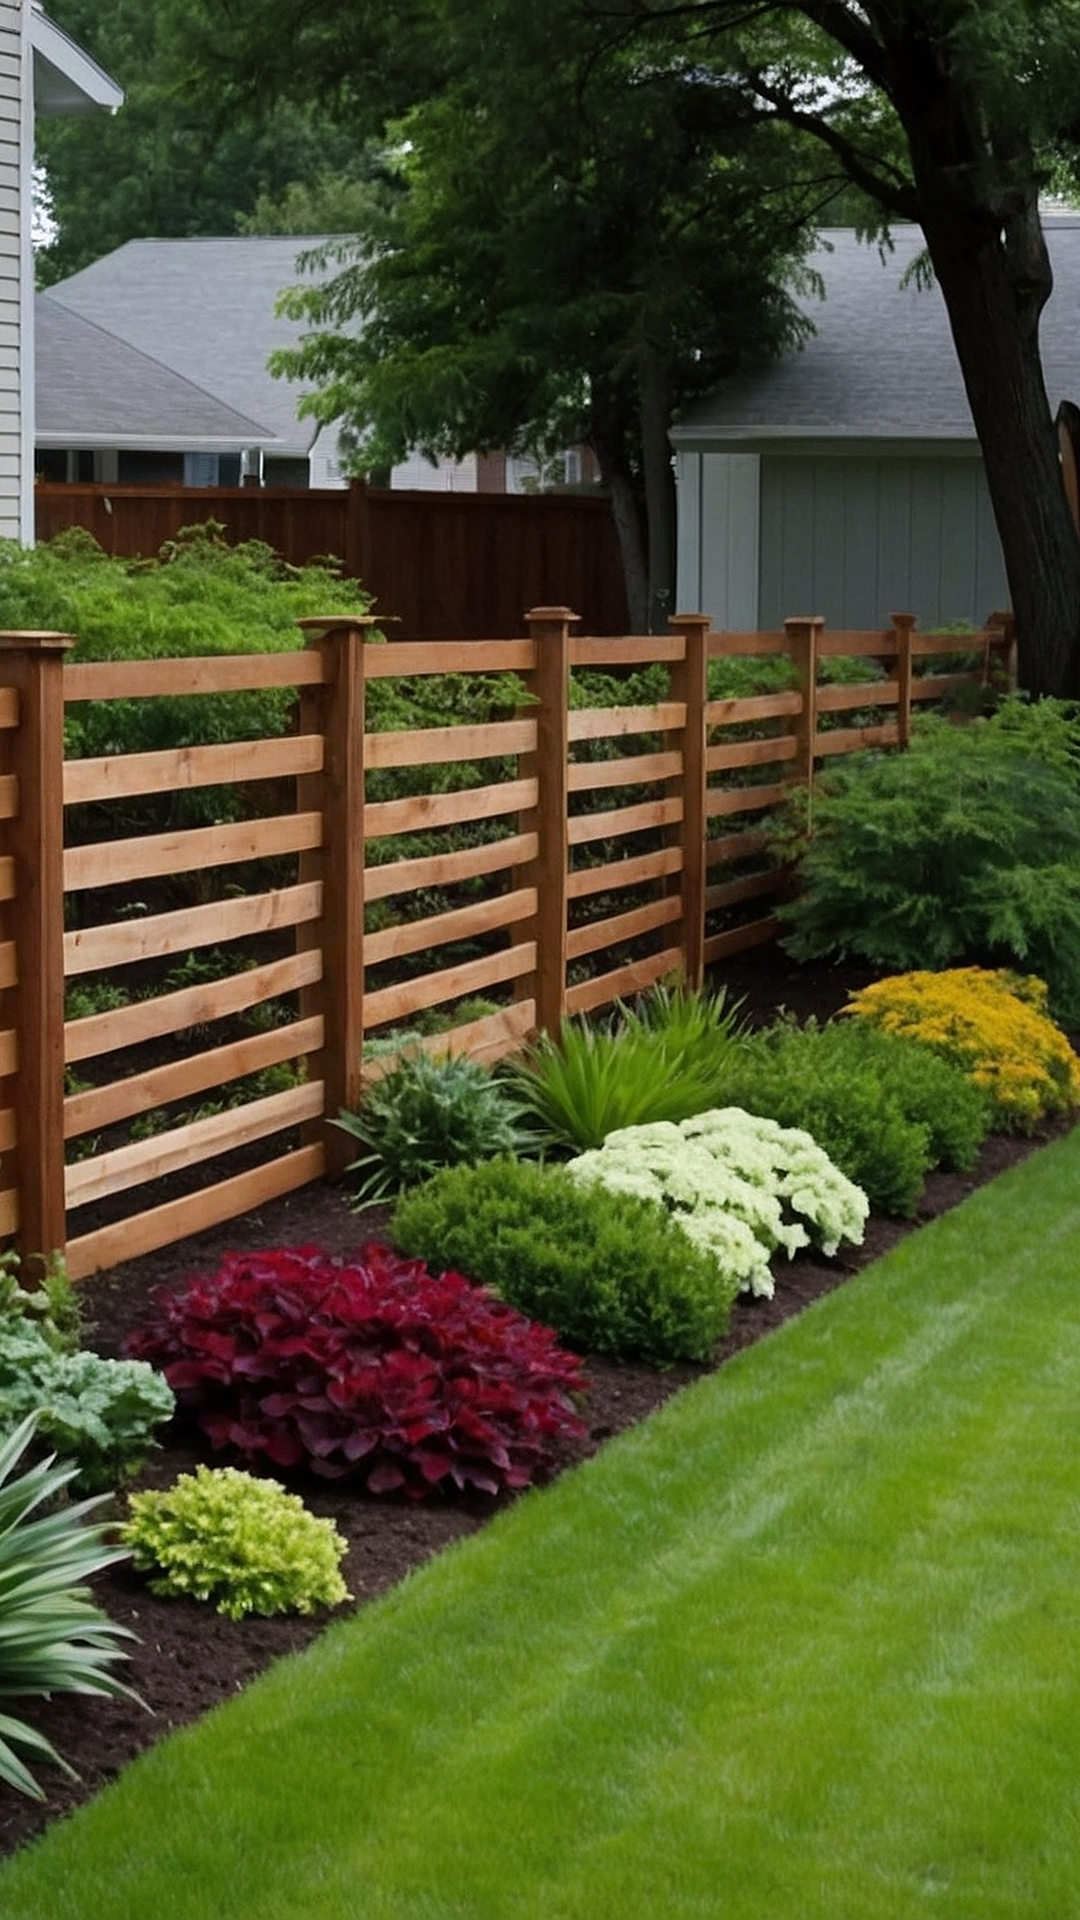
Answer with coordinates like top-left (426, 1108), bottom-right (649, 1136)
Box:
top-left (1, 1), bottom-right (121, 540)
top-left (37, 233), bottom-right (601, 495)
top-left (673, 217), bottom-right (1080, 631)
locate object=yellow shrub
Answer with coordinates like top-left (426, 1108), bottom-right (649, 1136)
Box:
top-left (843, 968), bottom-right (1080, 1131)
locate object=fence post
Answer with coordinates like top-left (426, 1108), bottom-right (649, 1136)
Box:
top-left (667, 614), bottom-right (710, 990)
top-left (985, 608), bottom-right (1017, 691)
top-left (888, 612), bottom-right (916, 749)
top-left (785, 615), bottom-right (823, 801)
top-left (524, 606), bottom-right (575, 1037)
top-left (0, 632), bottom-right (73, 1268)
top-left (296, 615), bottom-right (377, 1175)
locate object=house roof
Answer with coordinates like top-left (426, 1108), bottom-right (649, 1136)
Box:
top-left (671, 216), bottom-right (1080, 450)
top-left (31, 6), bottom-right (124, 117)
top-left (43, 235), bottom-right (337, 456)
top-left (35, 295), bottom-right (276, 450)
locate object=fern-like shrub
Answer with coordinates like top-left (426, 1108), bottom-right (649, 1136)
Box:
top-left (125, 1244), bottom-right (588, 1498)
top-left (719, 1017), bottom-right (991, 1216)
top-left (566, 1111), bottom-right (868, 1300)
top-left (392, 1158), bottom-right (734, 1363)
top-left (845, 969), bottom-right (1080, 1131)
top-left (504, 981), bottom-right (747, 1153)
top-left (334, 1051), bottom-right (531, 1209)
top-left (776, 707), bottom-right (1080, 1022)
top-left (122, 1467), bottom-right (350, 1620)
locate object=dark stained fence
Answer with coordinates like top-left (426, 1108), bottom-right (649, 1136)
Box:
top-left (34, 479), bottom-right (630, 639)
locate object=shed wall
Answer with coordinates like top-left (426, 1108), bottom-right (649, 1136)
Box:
top-left (0, 1), bottom-right (21, 540)
top-left (674, 450), bottom-right (760, 624)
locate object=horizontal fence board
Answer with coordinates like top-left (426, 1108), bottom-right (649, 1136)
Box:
top-left (64, 810), bottom-right (323, 893)
top-left (566, 893), bottom-right (682, 961)
top-left (364, 942), bottom-right (536, 1030)
top-left (566, 845), bottom-right (682, 900)
top-left (63, 1016), bottom-right (324, 1139)
top-left (364, 888), bottom-right (537, 967)
top-left (365, 831), bottom-right (537, 902)
top-left (65, 1080), bottom-right (324, 1209)
top-left (816, 631), bottom-right (894, 657)
top-left (704, 915), bottom-right (781, 963)
top-left (65, 880), bottom-right (322, 978)
top-left (706, 827), bottom-right (771, 866)
top-left (65, 1144), bottom-right (326, 1281)
top-left (364, 718), bottom-right (536, 770)
top-left (364, 640), bottom-right (536, 678)
top-left (565, 945), bottom-right (682, 1016)
top-left (0, 940), bottom-right (14, 990)
top-left (567, 703), bottom-right (684, 743)
top-left (0, 1110), bottom-right (14, 1154)
top-left (569, 635), bottom-right (685, 666)
top-left (65, 948), bottom-right (323, 1063)
top-left (567, 795), bottom-right (682, 846)
top-left (0, 1187), bottom-right (16, 1236)
top-left (0, 1030), bottom-right (16, 1077)
top-left (705, 869), bottom-right (786, 913)
top-left (365, 777), bottom-right (536, 839)
top-left (0, 686), bottom-right (17, 728)
top-left (707, 782), bottom-right (789, 818)
top-left (63, 652), bottom-right (326, 702)
top-left (0, 855), bottom-right (13, 901)
top-left (0, 773), bottom-right (17, 819)
top-left (567, 749), bottom-right (682, 792)
top-left (911, 671), bottom-right (982, 700)
top-left (708, 735), bottom-right (798, 773)
top-left (709, 631), bottom-right (787, 657)
top-left (815, 722), bottom-right (899, 755)
top-left (64, 734), bottom-right (325, 806)
top-left (910, 633), bottom-right (990, 658)
top-left (815, 680), bottom-right (898, 713)
top-left (364, 1000), bottom-right (536, 1081)
top-left (707, 690), bottom-right (801, 725)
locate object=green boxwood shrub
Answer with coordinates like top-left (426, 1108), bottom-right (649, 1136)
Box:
top-left (392, 1157), bottom-right (736, 1364)
top-left (122, 1466), bottom-right (350, 1620)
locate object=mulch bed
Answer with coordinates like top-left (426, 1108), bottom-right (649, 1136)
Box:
top-left (0, 949), bottom-right (1065, 1861)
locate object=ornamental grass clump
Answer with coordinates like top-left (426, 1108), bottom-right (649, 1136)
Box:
top-left (844, 968), bottom-right (1080, 1132)
top-left (122, 1467), bottom-right (350, 1621)
top-left (567, 1110), bottom-right (868, 1299)
top-left (124, 1244), bottom-right (588, 1499)
top-left (392, 1157), bottom-right (735, 1363)
top-left (333, 1050), bottom-right (531, 1209)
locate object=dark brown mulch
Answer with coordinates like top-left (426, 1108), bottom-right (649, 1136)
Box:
top-left (0, 950), bottom-right (1065, 1861)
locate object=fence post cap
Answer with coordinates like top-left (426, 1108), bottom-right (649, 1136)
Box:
top-left (525, 606), bottom-right (581, 623)
top-left (668, 611), bottom-right (711, 626)
top-left (0, 631), bottom-right (75, 651)
top-left (295, 614), bottom-right (386, 632)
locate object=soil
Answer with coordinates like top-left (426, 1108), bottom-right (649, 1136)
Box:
top-left (0, 949), bottom-right (1065, 1862)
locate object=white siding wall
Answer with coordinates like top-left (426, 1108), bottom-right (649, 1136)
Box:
top-left (390, 451), bottom-right (478, 491)
top-left (675, 450), bottom-right (760, 625)
top-left (0, 1), bottom-right (22, 540)
top-left (757, 454), bottom-right (1008, 630)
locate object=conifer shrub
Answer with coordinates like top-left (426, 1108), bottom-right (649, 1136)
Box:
top-left (122, 1467), bottom-right (350, 1620)
top-left (844, 968), bottom-right (1080, 1131)
top-left (776, 706), bottom-right (1080, 1022)
top-left (124, 1244), bottom-right (588, 1498)
top-left (392, 1157), bottom-right (735, 1362)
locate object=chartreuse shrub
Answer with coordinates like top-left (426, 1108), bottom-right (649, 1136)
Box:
top-left (0, 1323), bottom-right (174, 1493)
top-left (125, 1245), bottom-right (587, 1497)
top-left (0, 1415), bottom-right (136, 1800)
top-left (122, 1467), bottom-right (349, 1621)
top-left (504, 981), bottom-right (747, 1153)
top-left (333, 1050), bottom-right (532, 1209)
top-left (777, 704), bottom-right (1080, 1022)
top-left (719, 1017), bottom-right (991, 1216)
top-left (567, 1110), bottom-right (868, 1300)
top-left (845, 967), bottom-right (1080, 1132)
top-left (392, 1157), bottom-right (734, 1362)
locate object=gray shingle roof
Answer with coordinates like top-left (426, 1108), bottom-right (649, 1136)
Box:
top-left (672, 216), bottom-right (1080, 445)
top-left (35, 294), bottom-right (275, 447)
top-left (43, 236), bottom-right (337, 454)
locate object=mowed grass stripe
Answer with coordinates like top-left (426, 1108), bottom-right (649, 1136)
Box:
top-left (4, 1130), bottom-right (1080, 1919)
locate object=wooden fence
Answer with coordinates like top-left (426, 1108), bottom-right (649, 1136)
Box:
top-left (0, 606), bottom-right (1011, 1280)
top-left (34, 480), bottom-right (630, 640)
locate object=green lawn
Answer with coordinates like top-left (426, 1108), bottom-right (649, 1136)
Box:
top-left (4, 1130), bottom-right (1080, 1918)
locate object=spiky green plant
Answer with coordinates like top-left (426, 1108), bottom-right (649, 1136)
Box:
top-left (333, 1049), bottom-right (532, 1210)
top-left (0, 1415), bottom-right (138, 1799)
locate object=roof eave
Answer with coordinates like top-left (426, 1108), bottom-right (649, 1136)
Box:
top-left (35, 432), bottom-right (284, 452)
top-left (31, 7), bottom-right (125, 118)
top-left (670, 426), bottom-right (981, 457)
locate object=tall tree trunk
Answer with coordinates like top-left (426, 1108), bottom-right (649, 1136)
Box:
top-left (588, 407), bottom-right (649, 633)
top-left (916, 195), bottom-right (1080, 696)
top-left (639, 342), bottom-right (676, 631)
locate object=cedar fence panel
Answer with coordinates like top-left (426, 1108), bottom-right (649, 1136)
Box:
top-left (0, 606), bottom-right (1011, 1277)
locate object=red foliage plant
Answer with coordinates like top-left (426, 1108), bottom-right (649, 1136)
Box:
top-left (124, 1244), bottom-right (589, 1499)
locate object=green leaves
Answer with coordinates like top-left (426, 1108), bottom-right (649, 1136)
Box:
top-left (0, 1415), bottom-right (137, 1800)
top-left (334, 1050), bottom-right (533, 1209)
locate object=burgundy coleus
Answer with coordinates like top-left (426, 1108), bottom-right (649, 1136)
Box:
top-left (125, 1244), bottom-right (589, 1498)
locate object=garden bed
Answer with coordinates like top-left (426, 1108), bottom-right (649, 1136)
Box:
top-left (0, 949), bottom-right (1066, 1861)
